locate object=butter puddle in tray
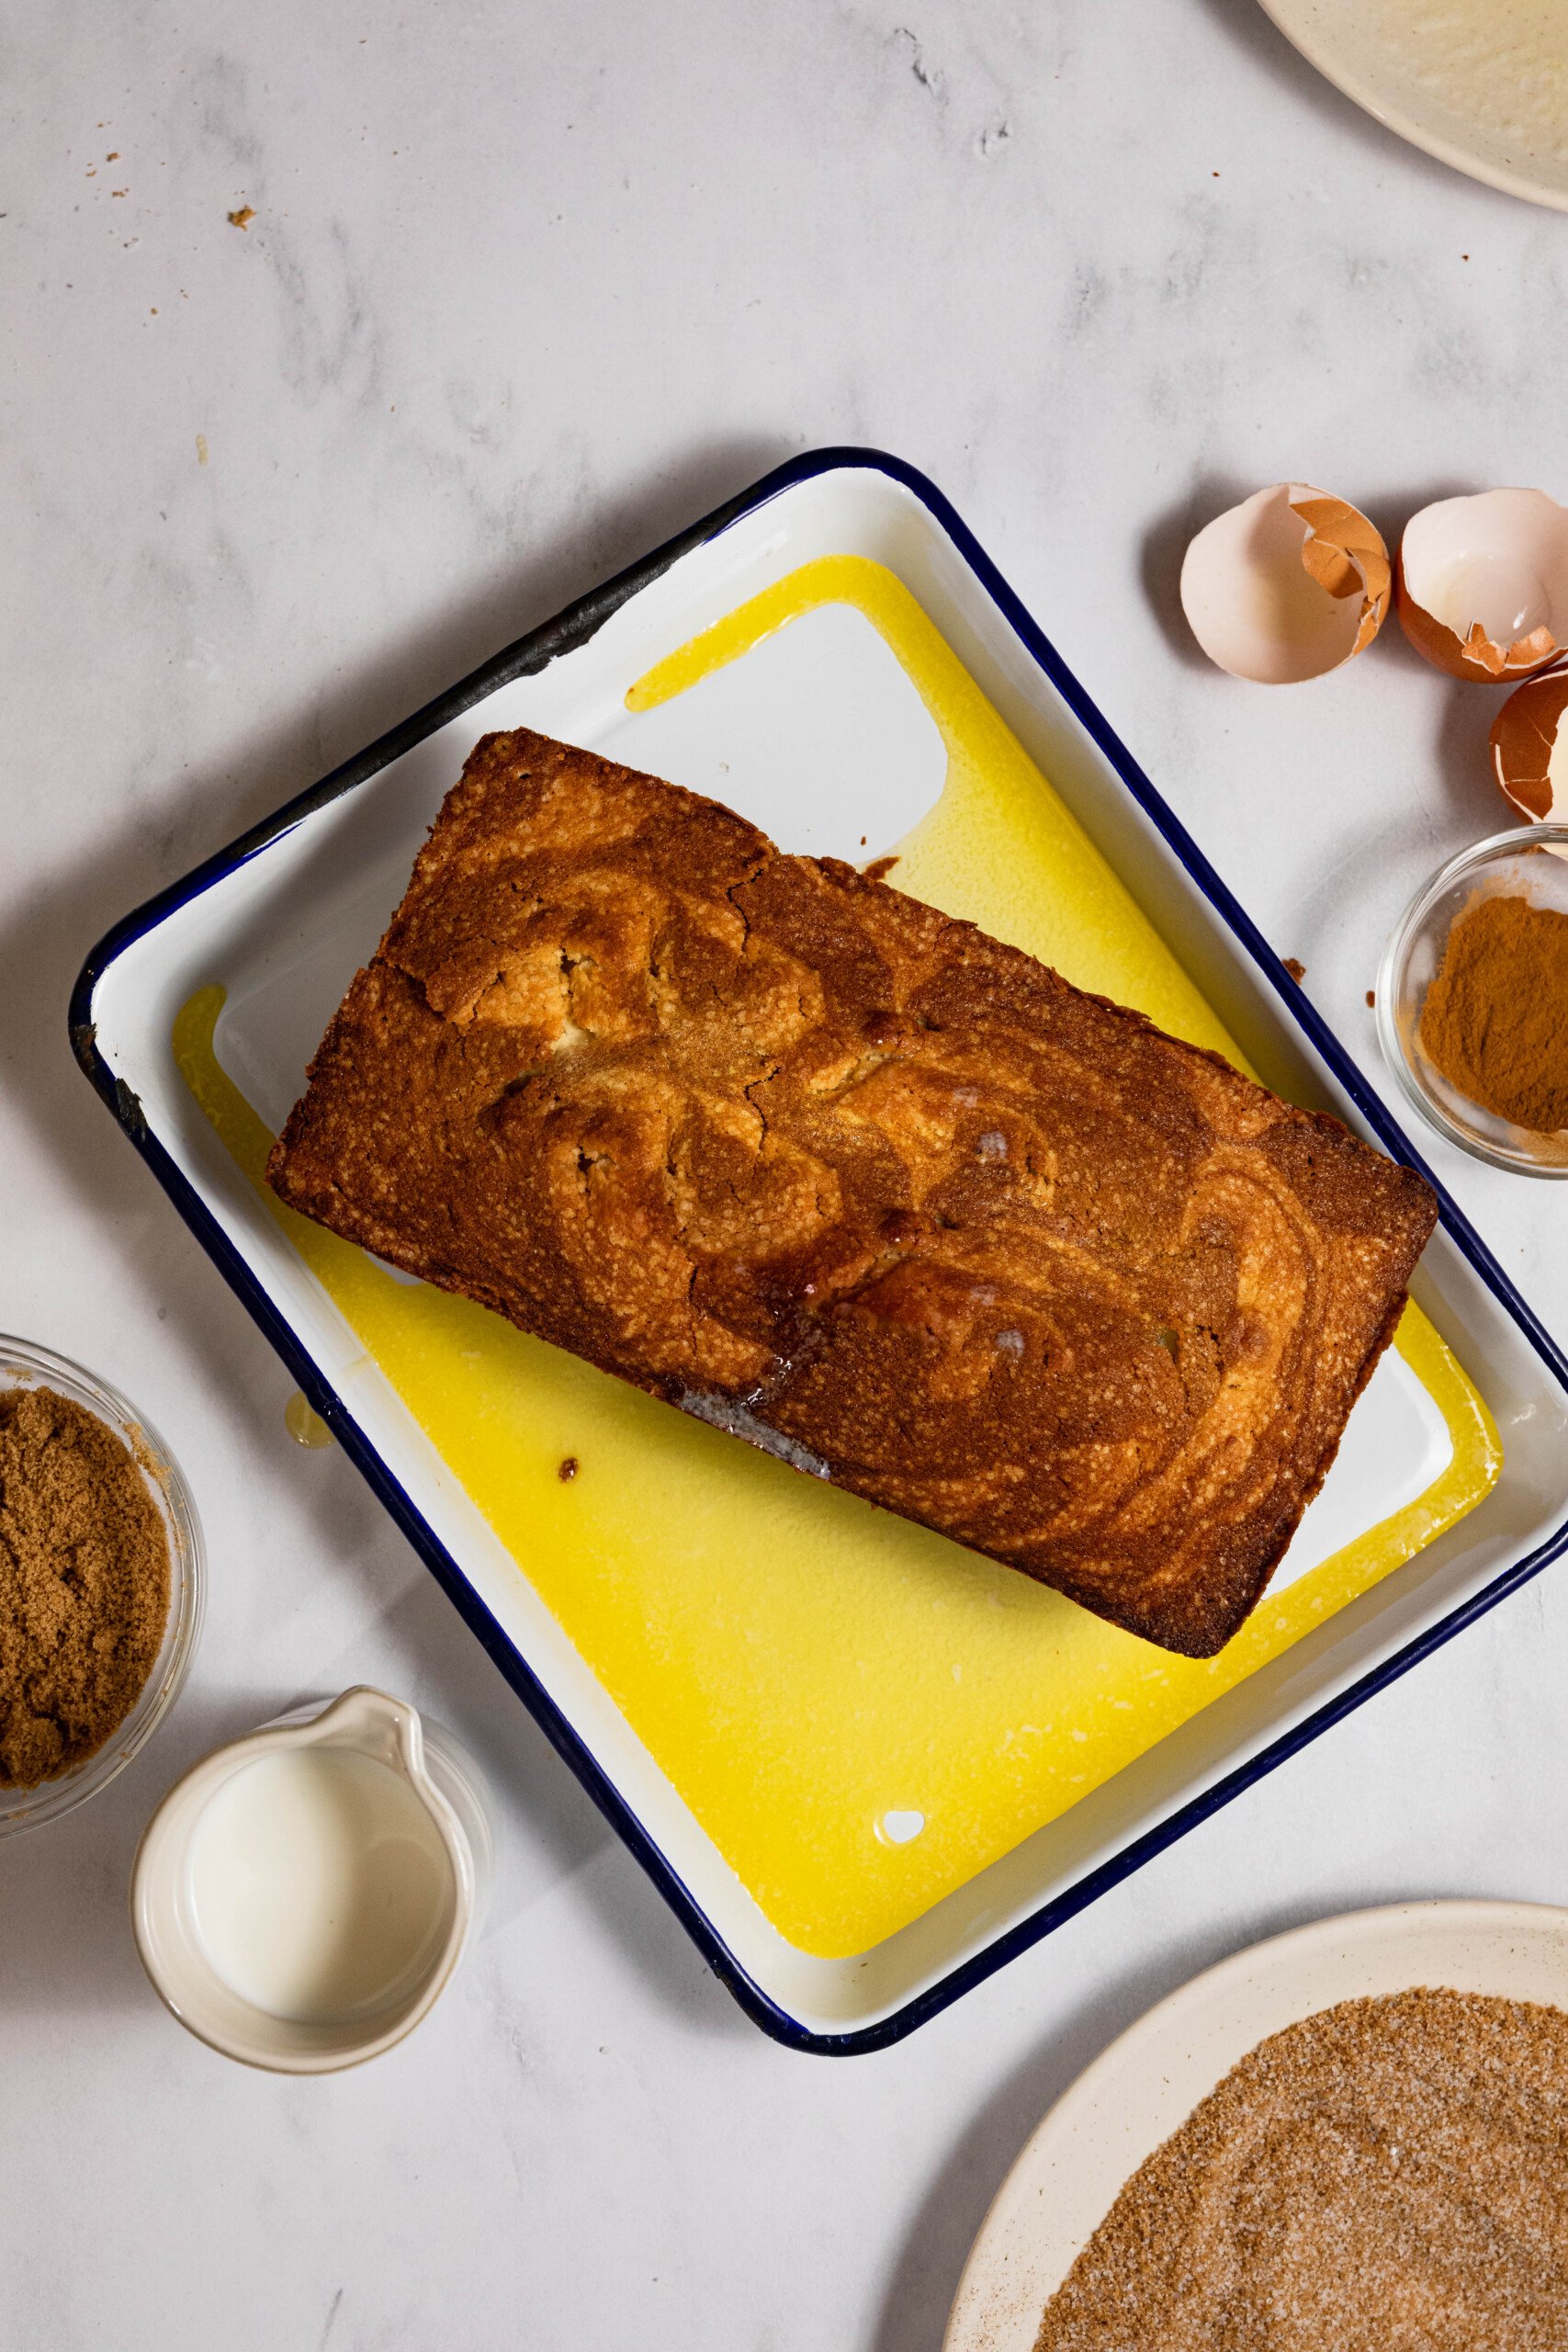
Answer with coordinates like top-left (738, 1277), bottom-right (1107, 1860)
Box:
top-left (173, 556), bottom-right (1501, 1960)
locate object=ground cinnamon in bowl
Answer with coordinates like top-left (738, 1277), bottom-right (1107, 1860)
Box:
top-left (1420, 892), bottom-right (1568, 1134)
top-left (1035, 1987), bottom-right (1568, 2350)
top-left (0, 1384), bottom-right (171, 1786)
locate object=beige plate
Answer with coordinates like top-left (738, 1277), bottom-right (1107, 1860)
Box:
top-left (943, 1899), bottom-right (1568, 2352)
top-left (1256, 0), bottom-right (1568, 213)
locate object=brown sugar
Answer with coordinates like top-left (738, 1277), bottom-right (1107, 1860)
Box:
top-left (1420, 890), bottom-right (1568, 1133)
top-left (1035, 1988), bottom-right (1568, 2350)
top-left (0, 1385), bottom-right (170, 1787)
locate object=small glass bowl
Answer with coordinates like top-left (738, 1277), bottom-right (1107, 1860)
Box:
top-left (0, 1337), bottom-right (205, 1838)
top-left (1378, 824), bottom-right (1568, 1177)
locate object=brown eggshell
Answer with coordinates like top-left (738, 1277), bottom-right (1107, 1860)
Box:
top-left (1491, 669), bottom-right (1568, 820)
top-left (1179, 484), bottom-right (1389, 684)
top-left (1291, 492), bottom-right (1391, 660)
top-left (1398, 489), bottom-right (1568, 682)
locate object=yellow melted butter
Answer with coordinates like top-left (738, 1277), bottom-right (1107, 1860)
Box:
top-left (284, 1389), bottom-right (335, 1449)
top-left (175, 554), bottom-right (1501, 1959)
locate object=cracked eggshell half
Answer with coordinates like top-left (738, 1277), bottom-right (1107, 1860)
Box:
top-left (1398, 489), bottom-right (1568, 682)
top-left (1492, 670), bottom-right (1568, 820)
top-left (1179, 483), bottom-right (1390, 684)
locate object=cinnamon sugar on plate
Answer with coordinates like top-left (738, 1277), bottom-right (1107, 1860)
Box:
top-left (1036, 1988), bottom-right (1568, 2350)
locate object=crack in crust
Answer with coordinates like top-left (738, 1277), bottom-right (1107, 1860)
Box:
top-left (266, 729), bottom-right (1438, 1657)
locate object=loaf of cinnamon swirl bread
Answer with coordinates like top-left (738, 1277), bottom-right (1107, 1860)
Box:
top-left (267, 729), bottom-right (1436, 1657)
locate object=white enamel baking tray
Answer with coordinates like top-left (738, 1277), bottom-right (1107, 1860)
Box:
top-left (73, 449), bottom-right (1568, 2052)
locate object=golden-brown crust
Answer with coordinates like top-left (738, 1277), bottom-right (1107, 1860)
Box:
top-left (268, 729), bottom-right (1437, 1657)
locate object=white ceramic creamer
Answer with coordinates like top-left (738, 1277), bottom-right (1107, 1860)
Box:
top-left (131, 1687), bottom-right (491, 2071)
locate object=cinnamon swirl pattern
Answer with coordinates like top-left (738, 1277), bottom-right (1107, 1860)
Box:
top-left (268, 730), bottom-right (1436, 1657)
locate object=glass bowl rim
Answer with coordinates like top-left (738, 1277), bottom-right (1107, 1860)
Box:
top-left (0, 1334), bottom-right (206, 1837)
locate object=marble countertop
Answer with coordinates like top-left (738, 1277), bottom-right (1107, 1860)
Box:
top-left (6, 3), bottom-right (1568, 2345)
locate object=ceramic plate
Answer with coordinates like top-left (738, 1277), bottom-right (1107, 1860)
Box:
top-left (1258, 0), bottom-right (1568, 210)
top-left (945, 1897), bottom-right (1568, 2349)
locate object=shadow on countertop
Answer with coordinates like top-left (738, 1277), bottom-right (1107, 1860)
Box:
top-left (1139, 472), bottom-right (1253, 671)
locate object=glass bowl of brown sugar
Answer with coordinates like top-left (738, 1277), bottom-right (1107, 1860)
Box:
top-left (1379, 824), bottom-right (1568, 1176)
top-left (0, 1337), bottom-right (205, 1838)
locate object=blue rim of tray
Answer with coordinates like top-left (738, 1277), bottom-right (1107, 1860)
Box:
top-left (70, 447), bottom-right (1568, 2054)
